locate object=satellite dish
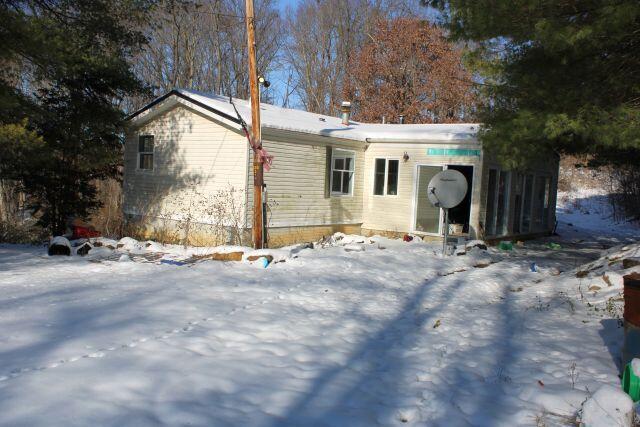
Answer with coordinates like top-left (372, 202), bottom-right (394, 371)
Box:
top-left (427, 169), bottom-right (468, 209)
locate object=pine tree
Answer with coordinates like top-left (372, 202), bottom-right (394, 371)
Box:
top-left (425, 0), bottom-right (640, 168)
top-left (0, 0), bottom-right (153, 235)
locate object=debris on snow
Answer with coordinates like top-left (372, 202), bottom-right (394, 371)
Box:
top-left (75, 242), bottom-right (93, 256)
top-left (48, 236), bottom-right (71, 256)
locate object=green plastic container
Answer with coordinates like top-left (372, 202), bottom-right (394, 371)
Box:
top-left (499, 241), bottom-right (513, 251)
top-left (622, 360), bottom-right (640, 402)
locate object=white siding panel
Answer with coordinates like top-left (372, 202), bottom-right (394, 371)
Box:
top-left (123, 105), bottom-right (249, 224)
top-left (362, 142), bottom-right (483, 236)
top-left (249, 138), bottom-right (365, 228)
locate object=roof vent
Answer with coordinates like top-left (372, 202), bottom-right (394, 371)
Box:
top-left (399, 114), bottom-right (405, 124)
top-left (341, 101), bottom-right (351, 125)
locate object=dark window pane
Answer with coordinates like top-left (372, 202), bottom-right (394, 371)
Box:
top-left (332, 171), bottom-right (342, 192)
top-left (374, 159), bottom-right (385, 195)
top-left (334, 158), bottom-right (344, 170)
top-left (345, 157), bottom-right (353, 171)
top-left (139, 135), bottom-right (154, 153)
top-left (342, 171), bottom-right (351, 194)
top-left (139, 153), bottom-right (153, 170)
top-left (387, 160), bottom-right (399, 195)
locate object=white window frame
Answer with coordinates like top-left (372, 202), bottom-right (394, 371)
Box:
top-left (330, 149), bottom-right (356, 197)
top-left (137, 134), bottom-right (154, 172)
top-left (372, 157), bottom-right (400, 197)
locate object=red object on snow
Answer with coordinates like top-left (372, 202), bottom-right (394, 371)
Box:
top-left (72, 225), bottom-right (101, 239)
top-left (403, 234), bottom-right (413, 242)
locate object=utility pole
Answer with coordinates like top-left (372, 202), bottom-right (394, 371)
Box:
top-left (245, 0), bottom-right (263, 249)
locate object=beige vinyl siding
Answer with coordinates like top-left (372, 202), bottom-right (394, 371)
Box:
top-left (362, 142), bottom-right (483, 236)
top-left (246, 132), bottom-right (365, 228)
top-left (123, 105), bottom-right (249, 224)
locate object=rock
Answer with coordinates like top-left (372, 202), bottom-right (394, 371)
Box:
top-left (76, 242), bottom-right (93, 256)
top-left (576, 270), bottom-right (589, 278)
top-left (474, 262), bottom-right (491, 268)
top-left (48, 236), bottom-right (71, 256)
top-left (209, 252), bottom-right (244, 262)
top-left (623, 258), bottom-right (640, 269)
top-left (247, 254), bottom-right (273, 263)
top-left (588, 285), bottom-right (601, 292)
top-left (580, 384), bottom-right (633, 427)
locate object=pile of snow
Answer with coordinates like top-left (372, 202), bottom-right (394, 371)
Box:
top-left (573, 243), bottom-right (640, 315)
top-left (580, 385), bottom-right (634, 427)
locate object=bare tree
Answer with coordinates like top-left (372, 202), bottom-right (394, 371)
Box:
top-left (133, 0), bottom-right (283, 106)
top-left (284, 0), bottom-right (403, 115)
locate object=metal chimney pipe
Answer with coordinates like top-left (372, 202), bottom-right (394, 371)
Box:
top-left (399, 114), bottom-right (405, 124)
top-left (341, 101), bottom-right (351, 125)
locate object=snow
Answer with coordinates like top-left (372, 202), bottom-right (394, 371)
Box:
top-left (170, 89), bottom-right (479, 143)
top-left (633, 359), bottom-right (640, 377)
top-left (2, 228), bottom-right (640, 426)
top-left (556, 188), bottom-right (640, 239)
top-left (49, 236), bottom-right (71, 250)
top-left (580, 385), bottom-right (634, 427)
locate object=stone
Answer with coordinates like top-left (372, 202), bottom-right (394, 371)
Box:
top-left (209, 251), bottom-right (244, 262)
top-left (247, 255), bottom-right (274, 263)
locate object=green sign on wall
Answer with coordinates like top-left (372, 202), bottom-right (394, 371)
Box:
top-left (427, 148), bottom-right (480, 157)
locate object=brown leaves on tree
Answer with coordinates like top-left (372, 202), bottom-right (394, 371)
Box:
top-left (344, 18), bottom-right (476, 124)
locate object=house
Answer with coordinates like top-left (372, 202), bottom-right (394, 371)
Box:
top-left (124, 89), bottom-right (559, 247)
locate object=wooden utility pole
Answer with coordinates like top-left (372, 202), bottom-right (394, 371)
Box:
top-left (245, 0), bottom-right (263, 249)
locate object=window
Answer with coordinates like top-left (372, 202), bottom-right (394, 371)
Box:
top-left (373, 158), bottom-right (399, 196)
top-left (138, 135), bottom-right (154, 170)
top-left (330, 150), bottom-right (355, 196)
top-left (485, 169), bottom-right (511, 236)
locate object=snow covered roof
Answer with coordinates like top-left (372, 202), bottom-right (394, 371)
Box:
top-left (128, 89), bottom-right (479, 143)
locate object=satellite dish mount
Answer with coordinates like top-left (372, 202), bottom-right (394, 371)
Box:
top-left (426, 169), bottom-right (468, 256)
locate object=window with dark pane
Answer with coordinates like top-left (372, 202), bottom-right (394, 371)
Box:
top-left (386, 160), bottom-right (399, 195)
top-left (374, 159), bottom-right (386, 195)
top-left (330, 150), bottom-right (355, 196)
top-left (138, 135), bottom-right (154, 170)
top-left (332, 170), bottom-right (342, 192)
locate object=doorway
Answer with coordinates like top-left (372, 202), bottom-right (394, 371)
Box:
top-left (413, 164), bottom-right (474, 236)
top-left (446, 165), bottom-right (474, 234)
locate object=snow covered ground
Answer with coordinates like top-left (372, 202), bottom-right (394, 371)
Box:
top-left (557, 188), bottom-right (640, 239)
top-left (0, 228), bottom-right (639, 425)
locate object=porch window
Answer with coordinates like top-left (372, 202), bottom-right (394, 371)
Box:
top-left (138, 135), bottom-right (154, 170)
top-left (373, 158), bottom-right (399, 196)
top-left (331, 149), bottom-right (355, 196)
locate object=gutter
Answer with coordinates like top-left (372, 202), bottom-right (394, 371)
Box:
top-left (364, 137), bottom-right (479, 144)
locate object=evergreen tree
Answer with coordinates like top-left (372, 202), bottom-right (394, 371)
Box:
top-left (425, 0), bottom-right (640, 169)
top-left (0, 0), bottom-right (153, 235)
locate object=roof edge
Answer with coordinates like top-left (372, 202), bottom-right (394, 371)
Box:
top-left (126, 90), bottom-right (241, 125)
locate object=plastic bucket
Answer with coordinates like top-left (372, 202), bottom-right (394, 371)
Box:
top-left (499, 241), bottom-right (513, 251)
top-left (622, 361), bottom-right (640, 402)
